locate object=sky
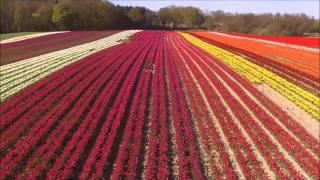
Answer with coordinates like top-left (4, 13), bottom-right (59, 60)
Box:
top-left (110, 0), bottom-right (320, 19)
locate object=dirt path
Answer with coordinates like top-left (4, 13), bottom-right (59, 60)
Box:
top-left (211, 58), bottom-right (319, 158)
top-left (196, 56), bottom-right (310, 178)
top-left (256, 84), bottom-right (320, 138)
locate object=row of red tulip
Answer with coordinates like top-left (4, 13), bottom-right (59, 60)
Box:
top-left (227, 32), bottom-right (320, 48)
top-left (0, 49), bottom-right (118, 177)
top-left (0, 43), bottom-right (127, 152)
top-left (165, 35), bottom-right (207, 179)
top-left (0, 42), bottom-right (131, 179)
top-left (15, 36), bottom-right (142, 179)
top-left (177, 33), bottom-right (319, 178)
top-left (190, 35), bottom-right (320, 156)
top-left (171, 32), bottom-right (268, 179)
top-left (78, 32), bottom-right (160, 179)
top-left (144, 33), bottom-right (171, 179)
top-left (216, 63), bottom-right (320, 166)
top-left (169, 32), bottom-right (238, 179)
top-left (0, 31), bottom-right (148, 179)
top-left (188, 35), bottom-right (320, 157)
top-left (1, 57), bottom-right (105, 175)
top-left (0, 50), bottom-right (113, 152)
top-left (180, 39), bottom-right (301, 178)
top-left (1, 30), bottom-right (318, 179)
top-left (111, 32), bottom-right (162, 179)
top-left (52, 32), bottom-right (156, 179)
top-left (0, 43), bottom-right (125, 131)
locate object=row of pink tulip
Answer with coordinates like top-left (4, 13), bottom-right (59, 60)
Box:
top-left (111, 32), bottom-right (163, 179)
top-left (165, 35), bottom-right (206, 179)
top-left (0, 42), bottom-right (130, 179)
top-left (0, 31), bottom-right (147, 179)
top-left (0, 43), bottom-right (124, 131)
top-left (78, 32), bottom-right (160, 179)
top-left (144, 33), bottom-right (171, 179)
top-left (16, 37), bottom-right (141, 179)
top-left (170, 32), bottom-right (237, 179)
top-left (171, 32), bottom-right (268, 179)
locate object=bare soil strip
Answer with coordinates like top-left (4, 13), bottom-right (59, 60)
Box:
top-left (256, 84), bottom-right (320, 138)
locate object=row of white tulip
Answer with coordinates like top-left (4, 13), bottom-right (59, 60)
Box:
top-left (1, 51), bottom-right (82, 81)
top-left (1, 51), bottom-right (88, 90)
top-left (0, 30), bottom-right (141, 101)
top-left (1, 30), bottom-right (137, 71)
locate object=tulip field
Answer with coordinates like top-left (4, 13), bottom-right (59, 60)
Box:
top-left (0, 30), bottom-right (319, 179)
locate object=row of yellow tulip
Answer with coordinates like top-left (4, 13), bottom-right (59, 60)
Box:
top-left (180, 32), bottom-right (320, 121)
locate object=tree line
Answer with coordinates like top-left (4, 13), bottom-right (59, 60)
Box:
top-left (1, 0), bottom-right (319, 35)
